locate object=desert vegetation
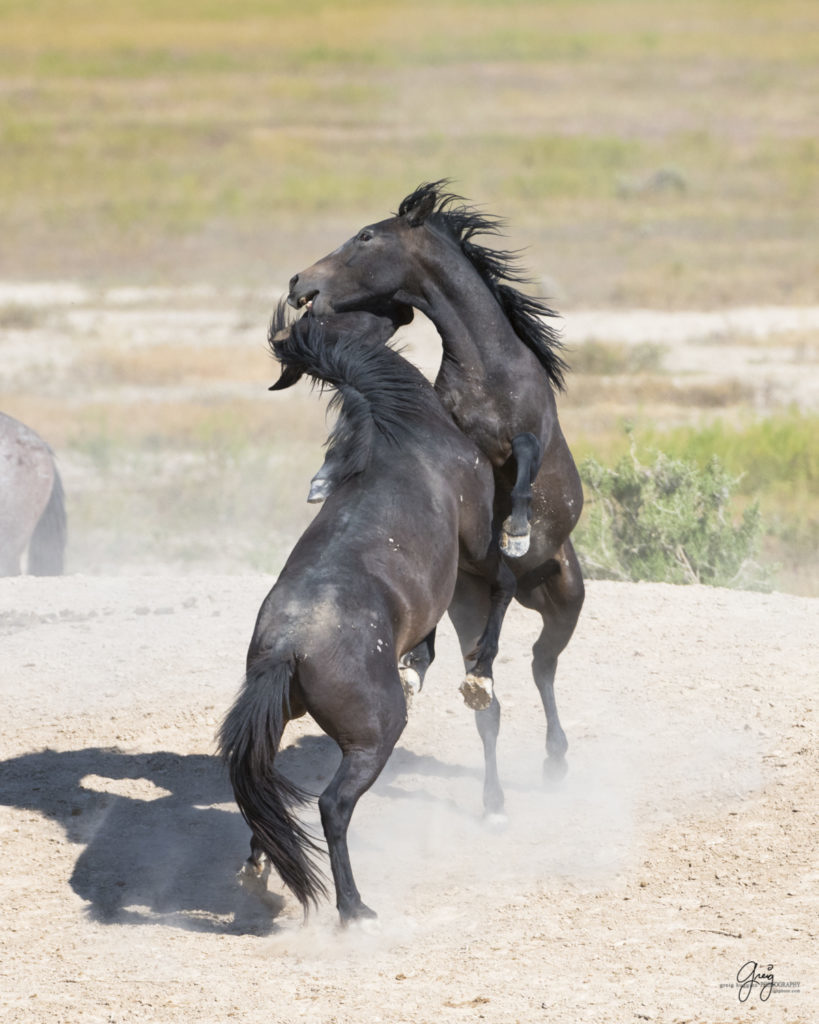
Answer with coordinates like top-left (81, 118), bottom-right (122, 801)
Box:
top-left (0, 0), bottom-right (816, 593)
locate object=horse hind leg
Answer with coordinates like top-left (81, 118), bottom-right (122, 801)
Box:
top-left (318, 681), bottom-right (405, 925)
top-left (521, 539), bottom-right (585, 782)
top-left (500, 432), bottom-right (542, 558)
top-left (448, 572), bottom-right (506, 817)
top-left (460, 559), bottom-right (516, 712)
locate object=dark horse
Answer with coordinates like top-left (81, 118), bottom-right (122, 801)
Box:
top-left (219, 309), bottom-right (514, 924)
top-left (288, 182), bottom-right (585, 788)
top-left (0, 411), bottom-right (66, 575)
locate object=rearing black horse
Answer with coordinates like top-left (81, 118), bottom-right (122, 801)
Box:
top-left (220, 309), bottom-right (515, 923)
top-left (289, 182), bottom-right (585, 784)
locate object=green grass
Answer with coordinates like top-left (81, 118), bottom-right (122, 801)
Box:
top-left (570, 414), bottom-right (819, 595)
top-left (577, 444), bottom-right (771, 589)
top-left (0, 0), bottom-right (816, 301)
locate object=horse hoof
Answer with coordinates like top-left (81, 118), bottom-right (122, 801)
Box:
top-left (240, 853), bottom-right (270, 883)
top-left (348, 915), bottom-right (381, 936)
top-left (460, 674), bottom-right (493, 710)
top-left (307, 477), bottom-right (332, 503)
top-left (483, 811), bottom-right (508, 832)
top-left (543, 756), bottom-right (569, 785)
top-left (341, 904), bottom-right (379, 932)
top-left (500, 529), bottom-right (530, 558)
top-left (398, 664), bottom-right (421, 707)
top-left (237, 859), bottom-right (283, 911)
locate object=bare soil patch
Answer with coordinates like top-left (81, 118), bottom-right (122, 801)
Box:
top-left (1, 575), bottom-right (815, 1023)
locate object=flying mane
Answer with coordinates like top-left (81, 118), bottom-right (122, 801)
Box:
top-left (397, 181), bottom-right (569, 391)
top-left (268, 304), bottom-right (447, 491)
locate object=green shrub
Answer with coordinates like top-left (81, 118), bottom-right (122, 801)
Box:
top-left (577, 438), bottom-right (772, 590)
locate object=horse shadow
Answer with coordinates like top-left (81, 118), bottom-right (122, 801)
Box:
top-left (0, 736), bottom-right (478, 934)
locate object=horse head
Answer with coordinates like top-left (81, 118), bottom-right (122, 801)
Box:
top-left (286, 183), bottom-right (457, 319)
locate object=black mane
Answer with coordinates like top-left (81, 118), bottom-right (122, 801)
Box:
top-left (268, 305), bottom-right (445, 490)
top-left (398, 181), bottom-right (568, 391)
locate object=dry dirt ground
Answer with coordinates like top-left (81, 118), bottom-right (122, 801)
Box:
top-left (1, 289), bottom-right (817, 1022)
top-left (1, 574), bottom-right (816, 1024)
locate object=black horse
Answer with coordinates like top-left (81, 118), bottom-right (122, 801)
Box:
top-left (219, 309), bottom-right (514, 924)
top-left (288, 182), bottom-right (585, 783)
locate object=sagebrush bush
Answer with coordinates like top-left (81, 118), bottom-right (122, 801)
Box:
top-left (576, 439), bottom-right (772, 590)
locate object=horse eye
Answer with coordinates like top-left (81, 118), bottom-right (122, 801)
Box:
top-left (357, 230), bottom-right (373, 242)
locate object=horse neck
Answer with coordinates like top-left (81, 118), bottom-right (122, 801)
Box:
top-left (405, 232), bottom-right (519, 378)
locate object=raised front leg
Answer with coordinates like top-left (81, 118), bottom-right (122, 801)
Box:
top-left (500, 432), bottom-right (543, 558)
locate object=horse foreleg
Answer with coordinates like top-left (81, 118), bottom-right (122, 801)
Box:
top-left (500, 432), bottom-right (542, 558)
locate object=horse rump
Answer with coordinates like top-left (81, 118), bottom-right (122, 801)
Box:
top-left (28, 466), bottom-right (67, 575)
top-left (218, 657), bottom-right (328, 912)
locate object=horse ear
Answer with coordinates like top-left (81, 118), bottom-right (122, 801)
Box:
top-left (269, 365), bottom-right (304, 391)
top-left (403, 189), bottom-right (437, 227)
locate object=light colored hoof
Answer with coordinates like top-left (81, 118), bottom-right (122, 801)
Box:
top-left (543, 756), bottom-right (569, 784)
top-left (500, 528), bottom-right (530, 558)
top-left (239, 855), bottom-right (270, 885)
top-left (484, 812), bottom-right (508, 832)
top-left (238, 857), bottom-right (281, 910)
top-left (348, 914), bottom-right (382, 936)
top-left (307, 477), bottom-right (332, 503)
top-left (459, 674), bottom-right (493, 711)
top-left (399, 664), bottom-right (421, 708)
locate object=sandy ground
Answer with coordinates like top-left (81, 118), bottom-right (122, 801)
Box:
top-left (0, 573), bottom-right (816, 1024)
top-left (1, 287), bottom-right (817, 1021)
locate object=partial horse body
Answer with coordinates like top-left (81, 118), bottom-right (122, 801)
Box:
top-left (0, 412), bottom-right (66, 576)
top-left (288, 182), bottom-right (585, 793)
top-left (219, 310), bottom-right (514, 923)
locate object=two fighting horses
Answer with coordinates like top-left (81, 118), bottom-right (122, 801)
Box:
top-left (222, 183), bottom-right (584, 923)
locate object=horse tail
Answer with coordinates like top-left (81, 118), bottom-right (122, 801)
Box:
top-left (218, 657), bottom-right (328, 912)
top-left (28, 464), bottom-right (66, 576)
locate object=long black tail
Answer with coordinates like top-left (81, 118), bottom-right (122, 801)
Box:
top-left (28, 465), bottom-right (66, 575)
top-left (218, 657), bottom-right (328, 911)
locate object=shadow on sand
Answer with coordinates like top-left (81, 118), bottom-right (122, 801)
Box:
top-left (0, 735), bottom-right (479, 934)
